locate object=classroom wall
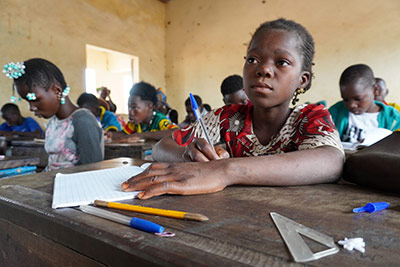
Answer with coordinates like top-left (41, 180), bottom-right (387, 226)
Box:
top-left (0, 0), bottom-right (165, 126)
top-left (165, 0), bottom-right (400, 117)
top-left (2, 0), bottom-right (400, 125)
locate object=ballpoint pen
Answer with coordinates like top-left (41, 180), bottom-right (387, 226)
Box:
top-left (189, 93), bottom-right (215, 152)
top-left (79, 205), bottom-right (164, 233)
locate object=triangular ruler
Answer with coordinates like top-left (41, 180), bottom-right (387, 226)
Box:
top-left (270, 212), bottom-right (339, 262)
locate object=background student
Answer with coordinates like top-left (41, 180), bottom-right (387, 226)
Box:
top-left (0, 103), bottom-right (43, 138)
top-left (155, 87), bottom-right (178, 124)
top-left (220, 74), bottom-right (248, 105)
top-left (110, 81), bottom-right (178, 142)
top-left (178, 94), bottom-right (207, 128)
top-left (97, 86), bottom-right (117, 113)
top-left (329, 64), bottom-right (400, 146)
top-left (374, 77), bottom-right (400, 112)
top-left (121, 18), bottom-right (344, 199)
top-left (4, 58), bottom-right (104, 171)
top-left (77, 92), bottom-right (122, 132)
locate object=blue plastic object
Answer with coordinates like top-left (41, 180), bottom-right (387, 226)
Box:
top-left (353, 202), bottom-right (390, 213)
top-left (130, 217), bottom-right (164, 233)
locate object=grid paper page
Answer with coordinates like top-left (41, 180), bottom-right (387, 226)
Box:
top-left (52, 165), bottom-right (148, 209)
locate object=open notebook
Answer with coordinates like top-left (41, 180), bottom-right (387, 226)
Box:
top-left (52, 163), bottom-right (151, 209)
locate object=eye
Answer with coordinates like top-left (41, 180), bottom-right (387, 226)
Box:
top-left (277, 59), bottom-right (290, 66)
top-left (245, 56), bottom-right (258, 64)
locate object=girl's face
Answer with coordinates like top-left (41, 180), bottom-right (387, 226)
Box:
top-left (243, 29), bottom-right (310, 109)
top-left (128, 95), bottom-right (154, 124)
top-left (15, 83), bottom-right (60, 119)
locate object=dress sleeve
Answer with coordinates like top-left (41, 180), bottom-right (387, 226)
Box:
top-left (295, 104), bottom-right (344, 154)
top-left (173, 108), bottom-right (222, 146)
top-left (72, 109), bottom-right (104, 164)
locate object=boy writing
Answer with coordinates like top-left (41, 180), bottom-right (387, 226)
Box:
top-left (77, 92), bottom-right (122, 132)
top-left (329, 64), bottom-right (400, 146)
top-left (220, 75), bottom-right (248, 105)
top-left (0, 103), bottom-right (43, 138)
top-left (110, 82), bottom-right (178, 142)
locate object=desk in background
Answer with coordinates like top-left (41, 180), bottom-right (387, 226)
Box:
top-left (9, 139), bottom-right (48, 169)
top-left (0, 157), bottom-right (399, 266)
top-left (104, 141), bottom-right (155, 160)
top-left (0, 156), bottom-right (40, 170)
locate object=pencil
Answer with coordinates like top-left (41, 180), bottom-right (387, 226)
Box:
top-left (94, 200), bottom-right (209, 222)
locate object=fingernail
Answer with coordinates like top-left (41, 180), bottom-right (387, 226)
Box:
top-left (137, 192), bottom-right (144, 199)
top-left (121, 182), bottom-right (128, 189)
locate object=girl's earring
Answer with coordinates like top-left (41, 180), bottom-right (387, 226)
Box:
top-left (60, 86), bottom-right (70, 104)
top-left (291, 88), bottom-right (305, 105)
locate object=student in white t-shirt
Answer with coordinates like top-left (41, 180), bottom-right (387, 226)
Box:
top-left (329, 64), bottom-right (400, 147)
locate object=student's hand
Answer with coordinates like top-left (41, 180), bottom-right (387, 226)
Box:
top-left (115, 134), bottom-right (143, 143)
top-left (121, 161), bottom-right (229, 199)
top-left (182, 138), bottom-right (230, 162)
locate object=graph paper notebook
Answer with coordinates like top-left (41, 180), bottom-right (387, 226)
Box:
top-left (52, 163), bottom-right (151, 209)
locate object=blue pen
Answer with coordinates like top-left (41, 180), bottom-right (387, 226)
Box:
top-left (79, 205), bottom-right (164, 233)
top-left (189, 93), bottom-right (215, 152)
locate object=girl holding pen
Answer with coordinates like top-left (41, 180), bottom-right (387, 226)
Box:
top-left (122, 18), bottom-right (344, 199)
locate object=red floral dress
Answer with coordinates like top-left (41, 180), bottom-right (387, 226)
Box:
top-left (173, 103), bottom-right (343, 157)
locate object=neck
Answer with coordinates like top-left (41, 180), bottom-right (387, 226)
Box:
top-left (56, 98), bottom-right (78, 120)
top-left (252, 103), bottom-right (292, 145)
top-left (143, 110), bottom-right (155, 125)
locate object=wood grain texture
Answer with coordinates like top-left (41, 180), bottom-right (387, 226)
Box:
top-left (0, 158), bottom-right (398, 266)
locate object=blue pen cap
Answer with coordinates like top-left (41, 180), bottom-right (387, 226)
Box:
top-left (353, 202), bottom-right (390, 213)
top-left (130, 217), bottom-right (164, 233)
top-left (189, 93), bottom-right (201, 119)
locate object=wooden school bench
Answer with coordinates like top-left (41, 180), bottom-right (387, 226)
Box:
top-left (0, 157), bottom-right (398, 266)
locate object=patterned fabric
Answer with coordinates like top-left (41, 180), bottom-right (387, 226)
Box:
top-left (45, 112), bottom-right (79, 171)
top-left (173, 103), bottom-right (343, 157)
top-left (0, 117), bottom-right (43, 137)
top-left (45, 109), bottom-right (104, 171)
top-left (98, 106), bottom-right (122, 131)
top-left (123, 110), bottom-right (178, 134)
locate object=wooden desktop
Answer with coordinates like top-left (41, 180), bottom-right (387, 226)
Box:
top-left (0, 157), bottom-right (398, 266)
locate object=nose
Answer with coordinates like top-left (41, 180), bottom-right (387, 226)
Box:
top-left (256, 62), bottom-right (273, 78)
top-left (128, 108), bottom-right (136, 119)
top-left (349, 101), bottom-right (358, 109)
top-left (28, 102), bottom-right (37, 111)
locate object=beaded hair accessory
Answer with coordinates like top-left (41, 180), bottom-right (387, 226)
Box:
top-left (26, 92), bottom-right (37, 101)
top-left (3, 62), bottom-right (25, 79)
top-left (10, 96), bottom-right (21, 103)
top-left (60, 86), bottom-right (70, 104)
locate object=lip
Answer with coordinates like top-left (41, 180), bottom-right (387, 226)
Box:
top-left (251, 82), bottom-right (273, 94)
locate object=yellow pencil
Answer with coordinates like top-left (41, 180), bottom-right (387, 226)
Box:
top-left (94, 200), bottom-right (209, 222)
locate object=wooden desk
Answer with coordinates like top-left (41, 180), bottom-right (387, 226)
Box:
top-left (104, 141), bottom-right (154, 160)
top-left (0, 156), bottom-right (40, 170)
top-left (8, 139), bottom-right (48, 168)
top-left (0, 158), bottom-right (399, 266)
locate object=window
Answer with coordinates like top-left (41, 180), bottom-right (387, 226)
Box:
top-left (85, 45), bottom-right (139, 114)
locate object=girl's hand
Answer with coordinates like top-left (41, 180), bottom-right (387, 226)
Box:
top-left (182, 138), bottom-right (230, 162)
top-left (121, 161), bottom-right (228, 199)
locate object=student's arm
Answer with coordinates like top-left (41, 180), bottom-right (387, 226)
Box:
top-left (124, 128), bottom-right (178, 141)
top-left (5, 129), bottom-right (42, 138)
top-left (122, 146), bottom-right (343, 199)
top-left (344, 132), bottom-right (400, 193)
